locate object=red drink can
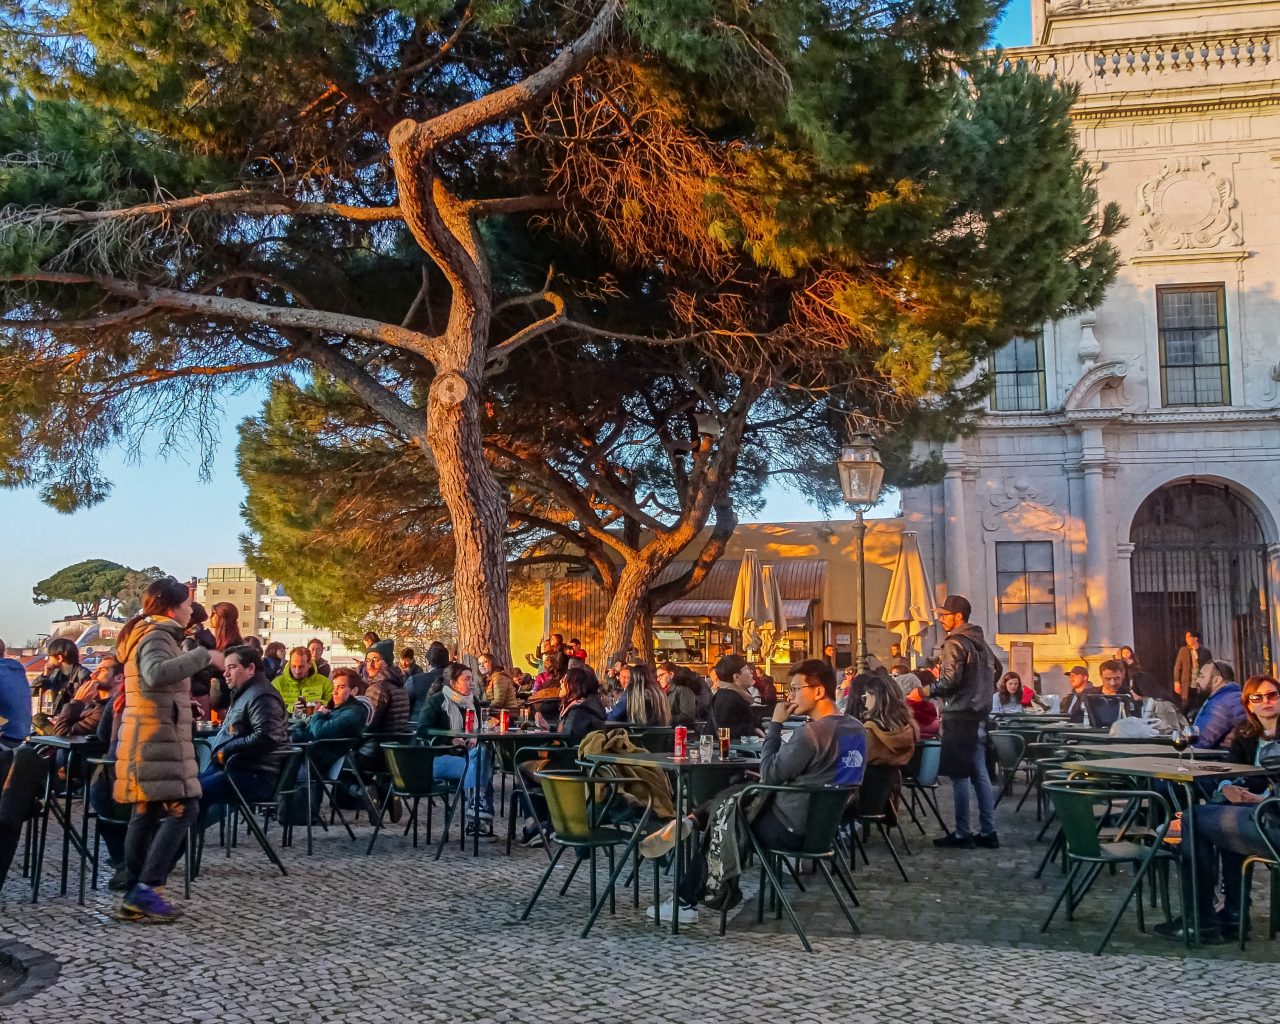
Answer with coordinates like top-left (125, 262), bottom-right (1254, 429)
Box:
top-left (674, 725), bottom-right (688, 759)
top-left (499, 709), bottom-right (510, 733)
top-left (464, 709), bottom-right (477, 732)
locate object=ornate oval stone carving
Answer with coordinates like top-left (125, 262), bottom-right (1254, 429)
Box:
top-left (1136, 157), bottom-right (1242, 251)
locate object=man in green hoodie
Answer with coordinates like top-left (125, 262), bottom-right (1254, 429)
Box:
top-left (271, 647), bottom-right (332, 710)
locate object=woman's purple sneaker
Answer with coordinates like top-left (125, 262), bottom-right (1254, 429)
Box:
top-left (121, 884), bottom-right (182, 923)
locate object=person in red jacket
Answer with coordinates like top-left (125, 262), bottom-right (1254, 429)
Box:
top-left (905, 669), bottom-right (941, 739)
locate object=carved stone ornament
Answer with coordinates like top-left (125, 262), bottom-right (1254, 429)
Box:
top-left (431, 371), bottom-right (469, 407)
top-left (1050, 0), bottom-right (1138, 12)
top-left (982, 477), bottom-right (1067, 533)
top-left (1136, 158), bottom-right (1242, 252)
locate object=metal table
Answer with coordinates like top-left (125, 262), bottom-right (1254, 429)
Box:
top-left (1061, 755), bottom-right (1268, 946)
top-left (27, 734), bottom-right (106, 900)
top-left (423, 728), bottom-right (558, 857)
top-left (580, 749), bottom-right (752, 935)
top-left (1059, 743), bottom-right (1226, 759)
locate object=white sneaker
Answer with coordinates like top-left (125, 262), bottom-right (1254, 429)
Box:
top-left (645, 900), bottom-right (699, 923)
top-left (639, 816), bottom-right (693, 860)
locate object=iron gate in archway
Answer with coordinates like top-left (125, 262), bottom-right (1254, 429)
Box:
top-left (1130, 481), bottom-right (1274, 680)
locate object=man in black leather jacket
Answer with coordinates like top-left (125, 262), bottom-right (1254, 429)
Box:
top-left (918, 595), bottom-right (1000, 850)
top-left (197, 645), bottom-right (289, 825)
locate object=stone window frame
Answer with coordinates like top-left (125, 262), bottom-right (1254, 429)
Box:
top-left (1155, 282), bottom-right (1231, 407)
top-left (989, 331), bottom-right (1048, 412)
top-left (993, 539), bottom-right (1058, 636)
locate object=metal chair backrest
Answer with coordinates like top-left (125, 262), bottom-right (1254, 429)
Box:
top-left (382, 743), bottom-right (452, 796)
top-left (515, 744), bottom-right (574, 772)
top-left (990, 730), bottom-right (1026, 772)
top-left (271, 747), bottom-right (308, 802)
top-left (535, 771), bottom-right (595, 844)
top-left (909, 740), bottom-right (941, 787)
top-left (1254, 795), bottom-right (1280, 864)
top-left (742, 782), bottom-right (857, 858)
top-left (628, 727), bottom-right (675, 753)
top-left (855, 764), bottom-right (899, 819)
top-left (1043, 782), bottom-right (1110, 859)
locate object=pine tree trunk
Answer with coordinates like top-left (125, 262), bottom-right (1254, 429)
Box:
top-left (424, 358), bottom-right (512, 668)
top-left (599, 560), bottom-right (657, 670)
top-left (633, 602), bottom-right (656, 665)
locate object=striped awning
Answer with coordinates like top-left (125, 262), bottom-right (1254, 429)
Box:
top-left (656, 598), bottom-right (814, 621)
top-left (652, 558), bottom-right (825, 603)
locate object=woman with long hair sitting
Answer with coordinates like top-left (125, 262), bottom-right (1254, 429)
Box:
top-left (620, 663), bottom-right (672, 727)
top-left (859, 672), bottom-right (920, 767)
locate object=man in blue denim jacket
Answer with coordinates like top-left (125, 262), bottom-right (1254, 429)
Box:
top-left (1192, 660), bottom-right (1245, 749)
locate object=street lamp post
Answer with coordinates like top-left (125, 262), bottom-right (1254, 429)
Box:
top-left (837, 433), bottom-right (885, 672)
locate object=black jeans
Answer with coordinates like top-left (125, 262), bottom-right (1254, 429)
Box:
top-left (0, 747), bottom-right (49, 886)
top-left (124, 798), bottom-right (198, 889)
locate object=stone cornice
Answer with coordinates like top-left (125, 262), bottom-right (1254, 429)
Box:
top-left (976, 406), bottom-right (1280, 430)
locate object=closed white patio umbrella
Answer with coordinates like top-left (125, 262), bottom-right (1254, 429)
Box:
top-left (729, 549), bottom-right (767, 656)
top-left (881, 531), bottom-right (935, 664)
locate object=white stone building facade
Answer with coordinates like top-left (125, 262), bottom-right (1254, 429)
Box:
top-left (905, 0), bottom-right (1280, 690)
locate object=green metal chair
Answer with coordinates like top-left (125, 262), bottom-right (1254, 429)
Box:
top-left (519, 771), bottom-right (651, 938)
top-left (365, 743), bottom-right (458, 855)
top-left (1040, 782), bottom-right (1180, 955)
top-left (1240, 795), bottom-right (1280, 949)
top-left (990, 730), bottom-right (1027, 805)
top-left (845, 764), bottom-right (910, 882)
top-left (506, 744), bottom-right (574, 858)
top-left (215, 747), bottom-right (309, 877)
top-left (627, 726), bottom-right (676, 753)
top-left (736, 782), bottom-right (860, 953)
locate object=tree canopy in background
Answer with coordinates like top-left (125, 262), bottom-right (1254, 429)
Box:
top-left (0, 1), bottom-right (1119, 661)
top-left (31, 557), bottom-right (163, 618)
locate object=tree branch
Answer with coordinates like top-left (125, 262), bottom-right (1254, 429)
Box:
top-left (399, 0), bottom-right (621, 153)
top-left (3, 272), bottom-right (441, 357)
top-left (486, 291), bottom-right (566, 365)
top-left (18, 190), bottom-right (403, 226)
top-left (467, 194), bottom-right (564, 219)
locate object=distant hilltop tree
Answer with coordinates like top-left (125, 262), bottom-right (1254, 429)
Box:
top-left (32, 559), bottom-right (166, 619)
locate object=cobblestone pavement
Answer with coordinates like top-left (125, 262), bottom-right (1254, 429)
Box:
top-left (1, 779), bottom-right (1275, 1024)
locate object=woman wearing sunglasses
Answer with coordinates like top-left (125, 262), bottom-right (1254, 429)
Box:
top-left (1155, 674), bottom-right (1280, 944)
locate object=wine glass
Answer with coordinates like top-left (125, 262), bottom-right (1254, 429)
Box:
top-left (1170, 727), bottom-right (1189, 765)
top-left (1184, 723), bottom-right (1201, 765)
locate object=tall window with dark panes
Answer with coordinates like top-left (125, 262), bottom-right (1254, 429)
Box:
top-left (995, 541), bottom-right (1056, 635)
top-left (990, 333), bottom-right (1046, 411)
top-left (1156, 284), bottom-right (1230, 406)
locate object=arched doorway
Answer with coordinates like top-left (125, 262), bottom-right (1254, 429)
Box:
top-left (1130, 481), bottom-right (1273, 680)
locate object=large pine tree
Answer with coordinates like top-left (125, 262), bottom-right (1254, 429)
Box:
top-left (0, 2), bottom-right (1118, 663)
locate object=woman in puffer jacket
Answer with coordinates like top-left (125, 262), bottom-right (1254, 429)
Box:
top-left (112, 577), bottom-right (223, 923)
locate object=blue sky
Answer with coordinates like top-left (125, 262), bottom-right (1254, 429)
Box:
top-left (0, 5), bottom-right (1034, 644)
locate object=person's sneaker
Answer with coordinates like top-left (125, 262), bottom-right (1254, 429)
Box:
top-left (520, 825), bottom-right (545, 848)
top-left (1153, 917), bottom-right (1225, 944)
top-left (645, 899), bottom-right (699, 924)
top-left (974, 832), bottom-right (1000, 849)
top-left (465, 819), bottom-right (497, 841)
top-left (640, 816), bottom-right (693, 860)
top-left (107, 865), bottom-right (130, 892)
top-left (933, 831), bottom-right (976, 849)
top-left (121, 884), bottom-right (182, 924)
top-left (110, 900), bottom-right (144, 922)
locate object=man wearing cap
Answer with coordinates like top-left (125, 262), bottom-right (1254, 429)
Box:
top-left (916, 595), bottom-right (1001, 850)
top-left (1061, 665), bottom-right (1101, 725)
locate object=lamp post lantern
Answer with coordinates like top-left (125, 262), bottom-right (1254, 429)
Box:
top-left (838, 433), bottom-right (885, 671)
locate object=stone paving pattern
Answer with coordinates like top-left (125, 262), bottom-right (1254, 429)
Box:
top-left (1, 778), bottom-right (1275, 1024)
